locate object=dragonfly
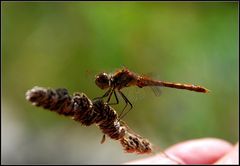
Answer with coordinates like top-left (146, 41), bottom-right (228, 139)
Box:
top-left (94, 67), bottom-right (209, 119)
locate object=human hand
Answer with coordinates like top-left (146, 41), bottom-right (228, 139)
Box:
top-left (125, 138), bottom-right (238, 165)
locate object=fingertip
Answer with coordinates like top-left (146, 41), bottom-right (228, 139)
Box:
top-left (214, 143), bottom-right (239, 165)
top-left (164, 138), bottom-right (233, 164)
top-left (124, 153), bottom-right (182, 165)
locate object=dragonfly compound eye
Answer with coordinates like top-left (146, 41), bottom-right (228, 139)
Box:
top-left (95, 73), bottom-right (110, 89)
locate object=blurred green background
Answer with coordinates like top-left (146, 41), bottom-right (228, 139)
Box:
top-left (2, 2), bottom-right (238, 164)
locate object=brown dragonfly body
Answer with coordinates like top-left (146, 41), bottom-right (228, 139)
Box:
top-left (95, 67), bottom-right (209, 118)
top-left (106, 68), bottom-right (208, 93)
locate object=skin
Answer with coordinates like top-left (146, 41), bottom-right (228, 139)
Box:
top-left (124, 138), bottom-right (238, 165)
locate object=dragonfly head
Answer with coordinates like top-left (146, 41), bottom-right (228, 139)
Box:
top-left (95, 72), bottom-right (111, 89)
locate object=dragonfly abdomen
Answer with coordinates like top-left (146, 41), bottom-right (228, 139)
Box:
top-left (160, 82), bottom-right (209, 93)
top-left (137, 77), bottom-right (209, 93)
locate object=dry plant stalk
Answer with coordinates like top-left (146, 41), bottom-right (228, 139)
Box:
top-left (26, 86), bottom-right (152, 154)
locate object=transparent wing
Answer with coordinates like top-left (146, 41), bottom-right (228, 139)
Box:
top-left (150, 86), bottom-right (162, 97)
top-left (121, 86), bottom-right (142, 104)
top-left (120, 85), bottom-right (162, 106)
top-left (141, 72), bottom-right (163, 97)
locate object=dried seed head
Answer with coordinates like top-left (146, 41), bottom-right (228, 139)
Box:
top-left (26, 86), bottom-right (152, 154)
top-left (72, 93), bottom-right (95, 126)
top-left (119, 123), bottom-right (152, 154)
top-left (26, 86), bottom-right (74, 116)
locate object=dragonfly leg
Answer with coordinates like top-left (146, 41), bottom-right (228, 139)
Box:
top-left (118, 90), bottom-right (133, 120)
top-left (93, 88), bottom-right (112, 101)
top-left (108, 90), bottom-right (119, 105)
top-left (106, 89), bottom-right (113, 103)
top-left (106, 89), bottom-right (119, 105)
top-left (93, 88), bottom-right (119, 106)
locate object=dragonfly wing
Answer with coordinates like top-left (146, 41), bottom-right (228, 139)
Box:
top-left (121, 86), bottom-right (141, 104)
top-left (150, 86), bottom-right (162, 97)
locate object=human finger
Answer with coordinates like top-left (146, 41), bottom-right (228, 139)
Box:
top-left (214, 143), bottom-right (238, 165)
top-left (125, 138), bottom-right (233, 164)
top-left (165, 138), bottom-right (233, 164)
